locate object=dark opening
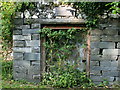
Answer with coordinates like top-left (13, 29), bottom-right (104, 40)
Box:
top-left (99, 49), bottom-right (103, 55)
top-left (115, 42), bottom-right (118, 49)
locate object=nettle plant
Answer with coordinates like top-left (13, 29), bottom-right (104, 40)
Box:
top-left (39, 28), bottom-right (95, 88)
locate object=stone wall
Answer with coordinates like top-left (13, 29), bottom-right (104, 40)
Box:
top-left (90, 19), bottom-right (120, 84)
top-left (13, 18), bottom-right (120, 84)
top-left (13, 19), bottom-right (41, 82)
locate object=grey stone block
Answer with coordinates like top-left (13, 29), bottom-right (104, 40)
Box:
top-left (22, 29), bottom-right (39, 35)
top-left (13, 29), bottom-right (22, 35)
top-left (90, 55), bottom-right (102, 61)
top-left (91, 48), bottom-right (100, 55)
top-left (102, 71), bottom-right (119, 77)
top-left (101, 55), bottom-right (118, 61)
top-left (14, 18), bottom-right (24, 25)
top-left (117, 42), bottom-right (120, 49)
top-left (32, 47), bottom-right (40, 53)
top-left (111, 60), bottom-right (118, 67)
top-left (13, 52), bottom-right (23, 60)
top-left (90, 75), bottom-right (114, 82)
top-left (13, 47), bottom-right (32, 53)
top-left (13, 35), bottom-right (31, 40)
top-left (91, 29), bottom-right (103, 35)
top-left (100, 61), bottom-right (111, 67)
top-left (25, 40), bottom-right (40, 46)
top-left (32, 34), bottom-right (40, 40)
top-left (90, 75), bottom-right (104, 82)
top-left (24, 53), bottom-right (40, 60)
top-left (91, 55), bottom-right (117, 61)
top-left (15, 25), bottom-right (30, 29)
top-left (101, 66), bottom-right (118, 71)
top-left (90, 36), bottom-right (101, 42)
top-left (14, 60), bottom-right (30, 69)
top-left (31, 23), bottom-right (40, 29)
top-left (91, 42), bottom-right (115, 49)
top-left (103, 49), bottom-right (119, 55)
top-left (91, 66), bottom-right (117, 71)
top-left (31, 61), bottom-right (40, 66)
top-left (90, 61), bottom-right (99, 66)
top-left (101, 35), bottom-right (120, 42)
top-left (103, 29), bottom-right (118, 35)
top-left (13, 41), bottom-right (25, 47)
top-left (90, 70), bottom-right (101, 76)
top-left (28, 66), bottom-right (40, 75)
top-left (90, 66), bottom-right (101, 71)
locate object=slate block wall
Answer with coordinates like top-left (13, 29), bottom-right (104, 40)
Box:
top-left (90, 19), bottom-right (120, 85)
top-left (13, 19), bottom-right (41, 82)
top-left (13, 18), bottom-right (120, 84)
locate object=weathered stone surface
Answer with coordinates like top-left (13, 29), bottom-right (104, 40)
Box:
top-left (90, 55), bottom-right (102, 61)
top-left (90, 36), bottom-right (101, 42)
top-left (24, 18), bottom-right (85, 24)
top-left (102, 71), bottom-right (119, 77)
top-left (22, 29), bottom-right (39, 35)
top-left (13, 52), bottom-right (23, 60)
top-left (91, 66), bottom-right (118, 71)
top-left (90, 70), bottom-right (101, 76)
top-left (91, 29), bottom-right (103, 35)
top-left (91, 42), bottom-right (115, 49)
top-left (32, 47), bottom-right (40, 53)
top-left (13, 35), bottom-right (31, 40)
top-left (103, 29), bottom-right (118, 35)
top-left (90, 75), bottom-right (114, 82)
top-left (91, 55), bottom-right (118, 61)
top-left (111, 60), bottom-right (118, 67)
top-left (13, 47), bottom-right (32, 53)
top-left (101, 55), bottom-right (118, 61)
top-left (32, 34), bottom-right (40, 40)
top-left (25, 40), bottom-right (40, 46)
top-left (117, 42), bottom-right (120, 49)
top-left (90, 76), bottom-right (104, 82)
top-left (91, 48), bottom-right (100, 55)
top-left (103, 49), bottom-right (119, 55)
top-left (100, 61), bottom-right (111, 67)
top-left (15, 25), bottom-right (30, 29)
top-left (24, 53), bottom-right (40, 60)
top-left (101, 35), bottom-right (120, 42)
top-left (31, 23), bottom-right (40, 29)
top-left (14, 18), bottom-right (24, 25)
top-left (28, 66), bottom-right (40, 75)
top-left (14, 60), bottom-right (30, 68)
top-left (31, 61), bottom-right (40, 66)
top-left (13, 29), bottom-right (22, 35)
top-left (13, 41), bottom-right (25, 47)
top-left (90, 61), bottom-right (99, 66)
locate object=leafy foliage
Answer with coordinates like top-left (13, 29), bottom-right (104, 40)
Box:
top-left (41, 65), bottom-right (94, 88)
top-left (39, 28), bottom-right (87, 72)
top-left (39, 28), bottom-right (90, 88)
top-left (0, 2), bottom-right (16, 49)
top-left (73, 2), bottom-right (111, 27)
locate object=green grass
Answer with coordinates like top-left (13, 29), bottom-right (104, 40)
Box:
top-left (2, 79), bottom-right (47, 88)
